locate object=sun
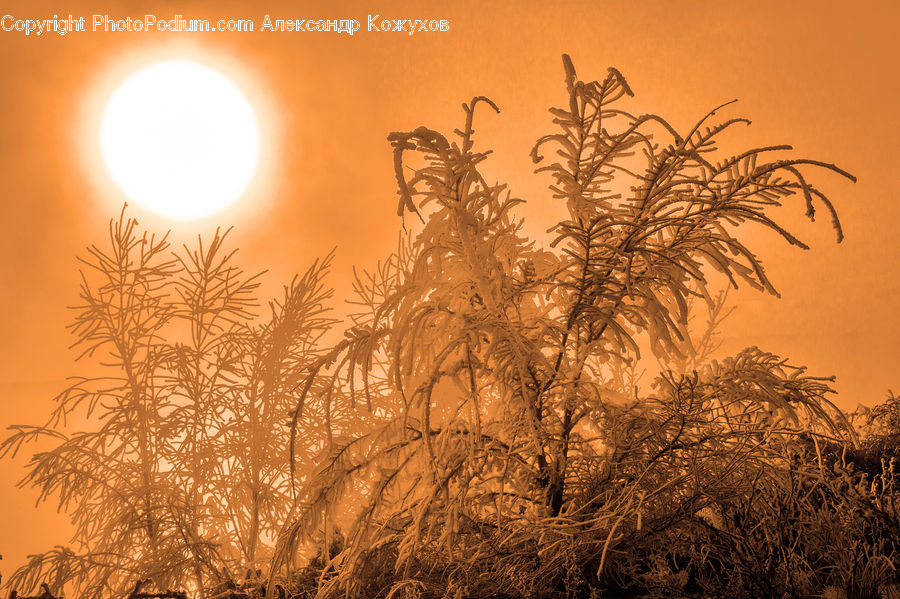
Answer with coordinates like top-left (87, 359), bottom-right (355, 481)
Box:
top-left (99, 59), bottom-right (260, 221)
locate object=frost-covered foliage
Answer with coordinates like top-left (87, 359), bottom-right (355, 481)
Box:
top-left (6, 55), bottom-right (893, 599)
top-left (266, 57), bottom-right (884, 599)
top-left (1, 214), bottom-right (340, 598)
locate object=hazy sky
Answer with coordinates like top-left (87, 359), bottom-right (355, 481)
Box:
top-left (1, 0), bottom-right (898, 580)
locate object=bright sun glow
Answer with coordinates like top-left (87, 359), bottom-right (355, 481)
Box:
top-left (100, 59), bottom-right (260, 221)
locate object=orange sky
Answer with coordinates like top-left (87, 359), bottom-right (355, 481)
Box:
top-left (1, 0), bottom-right (898, 582)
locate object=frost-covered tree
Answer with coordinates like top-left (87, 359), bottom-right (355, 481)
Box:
top-left (2, 213), bottom-right (337, 598)
top-left (271, 56), bottom-right (859, 598)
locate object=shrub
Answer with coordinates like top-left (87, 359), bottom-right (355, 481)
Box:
top-left (269, 56), bottom-right (859, 599)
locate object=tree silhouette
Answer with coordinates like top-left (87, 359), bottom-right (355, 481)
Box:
top-left (2, 212), bottom-right (337, 598)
